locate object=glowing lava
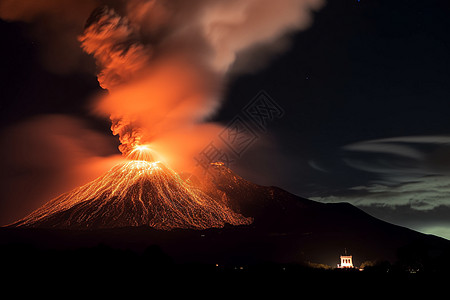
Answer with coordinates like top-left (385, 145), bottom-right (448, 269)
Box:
top-left (10, 150), bottom-right (252, 230)
top-left (127, 144), bottom-right (157, 162)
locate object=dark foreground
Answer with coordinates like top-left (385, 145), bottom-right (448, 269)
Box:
top-left (4, 165), bottom-right (450, 295)
top-left (1, 227), bottom-right (449, 296)
top-left (1, 242), bottom-right (448, 294)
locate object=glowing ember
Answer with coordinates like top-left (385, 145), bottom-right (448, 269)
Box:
top-left (10, 159), bottom-right (252, 230)
top-left (127, 144), bottom-right (156, 162)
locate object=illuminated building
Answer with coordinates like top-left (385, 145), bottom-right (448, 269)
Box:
top-left (338, 255), bottom-right (354, 268)
top-left (337, 249), bottom-right (354, 269)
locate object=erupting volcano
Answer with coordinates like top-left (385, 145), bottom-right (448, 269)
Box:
top-left (6, 1), bottom-right (324, 231)
top-left (10, 146), bottom-right (252, 230)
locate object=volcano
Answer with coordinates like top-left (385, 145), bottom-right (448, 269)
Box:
top-left (10, 159), bottom-right (252, 230)
top-left (4, 159), bottom-right (450, 269)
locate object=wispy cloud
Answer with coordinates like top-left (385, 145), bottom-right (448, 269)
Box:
top-left (310, 135), bottom-right (450, 239)
top-left (313, 175), bottom-right (450, 209)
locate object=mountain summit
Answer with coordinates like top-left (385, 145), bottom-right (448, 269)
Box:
top-left (4, 160), bottom-right (450, 268)
top-left (10, 160), bottom-right (252, 230)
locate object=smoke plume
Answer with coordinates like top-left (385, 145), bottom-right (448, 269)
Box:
top-left (77, 0), bottom-right (324, 170)
top-left (0, 0), bottom-right (324, 222)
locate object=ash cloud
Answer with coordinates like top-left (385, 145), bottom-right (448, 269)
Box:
top-left (0, 0), bottom-right (325, 221)
top-left (76, 0), bottom-right (325, 170)
top-left (0, 1), bottom-right (325, 168)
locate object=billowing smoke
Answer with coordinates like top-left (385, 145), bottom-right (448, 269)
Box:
top-left (77, 0), bottom-right (325, 170)
top-left (0, 0), bottom-right (324, 223)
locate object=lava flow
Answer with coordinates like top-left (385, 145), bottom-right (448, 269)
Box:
top-left (10, 146), bottom-right (252, 230)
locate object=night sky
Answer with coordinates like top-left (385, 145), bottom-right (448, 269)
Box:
top-left (1, 0), bottom-right (450, 239)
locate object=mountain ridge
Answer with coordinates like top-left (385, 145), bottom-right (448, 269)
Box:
top-left (2, 161), bottom-right (449, 268)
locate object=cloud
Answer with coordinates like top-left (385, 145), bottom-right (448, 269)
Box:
top-left (313, 175), bottom-right (450, 209)
top-left (343, 141), bottom-right (424, 160)
top-left (310, 135), bottom-right (450, 239)
top-left (76, 0), bottom-right (325, 169)
top-left (312, 135), bottom-right (450, 208)
top-left (419, 225), bottom-right (450, 241)
top-left (0, 115), bottom-right (123, 225)
top-left (0, 0), bottom-right (327, 224)
top-left (342, 135), bottom-right (450, 178)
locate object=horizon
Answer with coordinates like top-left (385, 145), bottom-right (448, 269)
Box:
top-left (1, 0), bottom-right (450, 241)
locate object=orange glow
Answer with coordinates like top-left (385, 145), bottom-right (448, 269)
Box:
top-left (2, 0), bottom-right (323, 229)
top-left (77, 2), bottom-right (323, 170)
top-left (127, 144), bottom-right (156, 162)
top-left (94, 54), bottom-right (220, 157)
top-left (10, 159), bottom-right (252, 229)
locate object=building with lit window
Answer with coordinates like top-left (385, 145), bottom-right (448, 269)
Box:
top-left (338, 255), bottom-right (354, 268)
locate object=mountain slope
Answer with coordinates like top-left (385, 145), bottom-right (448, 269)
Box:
top-left (191, 163), bottom-right (450, 265)
top-left (3, 161), bottom-right (449, 268)
top-left (9, 161), bottom-right (252, 230)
